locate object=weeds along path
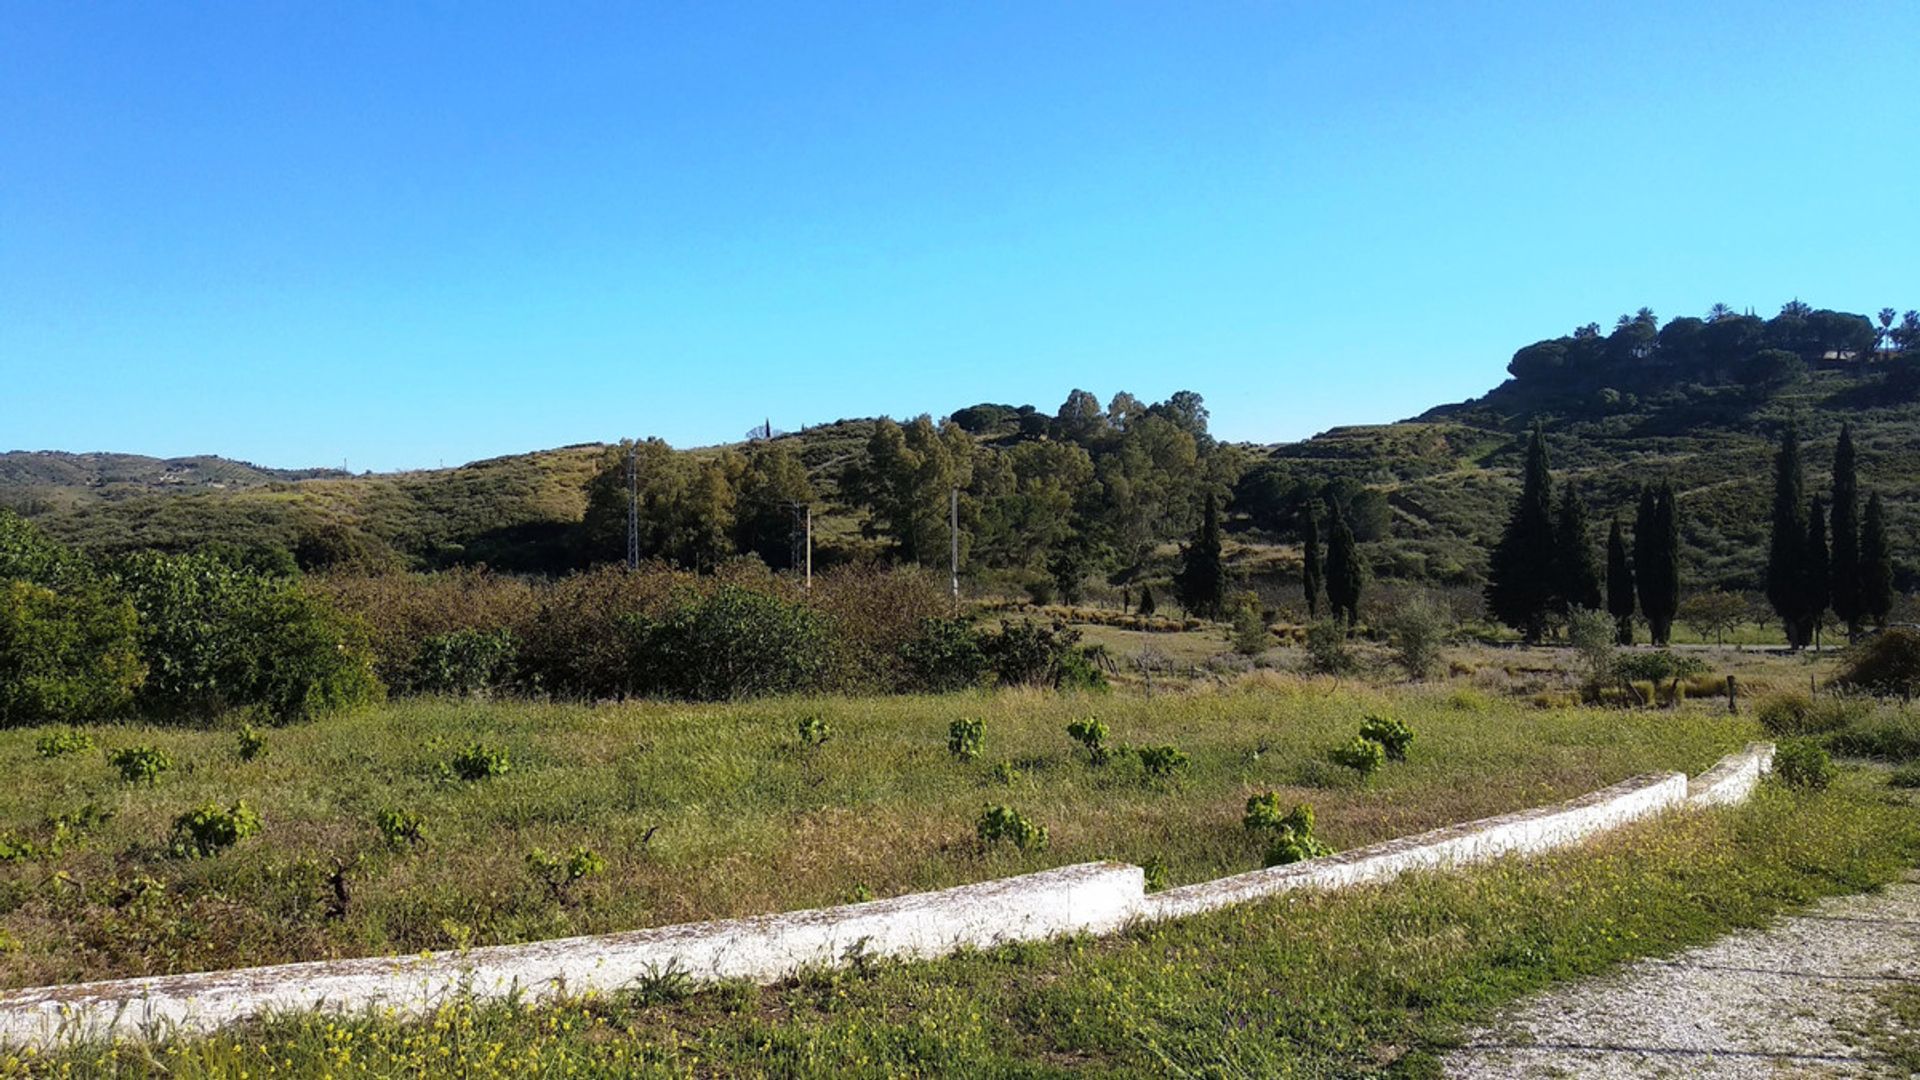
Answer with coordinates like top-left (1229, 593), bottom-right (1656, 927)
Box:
top-left (1446, 871), bottom-right (1920, 1079)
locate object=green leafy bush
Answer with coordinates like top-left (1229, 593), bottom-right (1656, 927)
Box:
top-left (1834, 628), bottom-right (1920, 700)
top-left (34, 728), bottom-right (95, 758)
top-left (989, 760), bottom-right (1021, 785)
top-left (621, 585), bottom-right (832, 701)
top-left (1774, 739), bottom-right (1837, 790)
top-left (1358, 714), bottom-right (1414, 761)
top-left (169, 801), bottom-right (262, 857)
top-left (976, 805), bottom-right (1048, 852)
top-left (1329, 735), bottom-right (1386, 779)
top-left (982, 620), bottom-right (1089, 688)
top-left (947, 717), bottom-right (985, 762)
top-left (528, 845), bottom-right (606, 902)
top-left (1242, 794), bottom-right (1332, 866)
top-left (900, 618), bottom-right (989, 693)
top-left (408, 628), bottom-right (518, 697)
top-left (1066, 718), bottom-right (1113, 766)
top-left (795, 713), bottom-right (831, 748)
top-left (0, 580), bottom-right (145, 727)
top-left (108, 745), bottom-right (172, 784)
top-left (1229, 594), bottom-right (1271, 656)
top-left (1303, 620), bottom-right (1357, 676)
top-left (1611, 650), bottom-right (1708, 706)
top-left (1136, 744), bottom-right (1190, 780)
top-left (449, 743), bottom-right (511, 781)
top-left (235, 724), bottom-right (266, 762)
top-left (1382, 593), bottom-right (1451, 679)
top-left (376, 807), bottom-right (427, 847)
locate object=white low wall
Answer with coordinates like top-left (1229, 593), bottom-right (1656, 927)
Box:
top-left (1686, 742), bottom-right (1776, 806)
top-left (1141, 770), bottom-right (1689, 922)
top-left (0, 745), bottom-right (1772, 1049)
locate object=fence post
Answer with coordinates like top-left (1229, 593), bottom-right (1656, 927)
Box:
top-left (1726, 674), bottom-right (1738, 715)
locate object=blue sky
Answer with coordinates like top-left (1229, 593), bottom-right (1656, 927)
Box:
top-left (4, 3), bottom-right (1916, 472)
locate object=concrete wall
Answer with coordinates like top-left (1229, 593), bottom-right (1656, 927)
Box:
top-left (0, 745), bottom-right (1771, 1049)
top-left (1686, 742), bottom-right (1776, 807)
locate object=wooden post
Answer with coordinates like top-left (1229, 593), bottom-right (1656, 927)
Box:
top-left (1726, 674), bottom-right (1738, 715)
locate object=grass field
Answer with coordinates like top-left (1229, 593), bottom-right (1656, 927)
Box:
top-left (0, 679), bottom-right (1761, 990)
top-left (9, 776), bottom-right (1914, 1078)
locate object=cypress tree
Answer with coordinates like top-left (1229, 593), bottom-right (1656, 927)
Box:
top-left (1173, 491), bottom-right (1225, 620)
top-left (1606, 517), bottom-right (1635, 645)
top-left (1554, 484), bottom-right (1602, 613)
top-left (1485, 424), bottom-right (1557, 643)
top-left (1325, 499), bottom-right (1364, 629)
top-left (1802, 496), bottom-right (1830, 649)
top-left (1767, 423), bottom-right (1810, 648)
top-left (1830, 423), bottom-right (1863, 641)
top-left (1862, 491), bottom-right (1893, 630)
top-left (1636, 484), bottom-right (1680, 646)
top-left (1137, 584), bottom-right (1157, 618)
top-left (1301, 511), bottom-right (1323, 618)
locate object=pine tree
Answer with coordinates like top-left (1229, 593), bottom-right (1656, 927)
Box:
top-left (1554, 484), bottom-right (1601, 613)
top-left (1606, 517), bottom-right (1635, 645)
top-left (1325, 499), bottom-right (1365, 629)
top-left (1829, 423), bottom-right (1863, 641)
top-left (1300, 511), bottom-right (1323, 618)
top-left (1485, 424), bottom-right (1557, 642)
top-left (1636, 484), bottom-right (1680, 646)
top-left (1173, 491), bottom-right (1225, 620)
top-left (1802, 496), bottom-right (1830, 649)
top-left (1766, 423), bottom-right (1810, 648)
top-left (1861, 491), bottom-right (1893, 630)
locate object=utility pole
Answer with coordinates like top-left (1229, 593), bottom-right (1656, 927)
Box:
top-left (805, 504), bottom-right (813, 591)
top-left (949, 486), bottom-right (960, 608)
top-left (790, 502), bottom-right (814, 591)
top-left (626, 443), bottom-right (640, 572)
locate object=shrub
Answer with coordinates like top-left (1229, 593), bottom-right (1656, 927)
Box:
top-left (622, 586), bottom-right (832, 701)
top-left (900, 618), bottom-right (989, 693)
top-left (528, 845), bottom-right (606, 903)
top-left (1566, 607), bottom-right (1617, 689)
top-left (108, 745), bottom-right (172, 785)
top-left (1066, 718), bottom-right (1113, 766)
top-left (1136, 744), bottom-right (1189, 780)
top-left (169, 801), bottom-right (262, 857)
top-left (234, 724), bottom-right (266, 762)
top-left (310, 567), bottom-right (540, 691)
top-left (1053, 645), bottom-right (1112, 692)
top-left (947, 717), bottom-right (985, 762)
top-left (1383, 593), bottom-right (1451, 680)
top-left (1242, 793), bottom-right (1332, 866)
top-left (1611, 650), bottom-right (1708, 706)
top-left (34, 729), bottom-right (95, 759)
top-left (376, 807), bottom-right (427, 847)
top-left (1835, 628), bottom-right (1920, 700)
top-left (1827, 711), bottom-right (1920, 762)
top-left (795, 713), bottom-right (831, 748)
top-left (1303, 619), bottom-right (1357, 676)
top-left (1229, 594), bottom-right (1270, 656)
top-left (0, 581), bottom-right (145, 727)
top-left (1774, 739), bottom-right (1836, 790)
top-left (1328, 736), bottom-right (1385, 779)
top-left (807, 566), bottom-right (950, 692)
top-left (449, 743), bottom-right (511, 782)
top-left (1754, 692), bottom-right (1867, 737)
top-left (982, 620), bottom-right (1086, 688)
top-left (1358, 714), bottom-right (1414, 761)
top-left (976, 805), bottom-right (1048, 852)
top-left (408, 628), bottom-right (518, 697)
top-left (989, 760), bottom-right (1021, 785)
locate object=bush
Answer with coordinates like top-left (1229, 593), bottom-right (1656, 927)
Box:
top-left (1136, 744), bottom-right (1189, 780)
top-left (408, 628), bottom-right (518, 697)
top-left (169, 801), bottom-right (261, 857)
top-left (1611, 650), bottom-right (1708, 706)
top-left (1754, 692), bottom-right (1867, 737)
top-left (1229, 594), bottom-right (1270, 656)
top-left (947, 717), bottom-right (985, 762)
top-left (1827, 711), bottom-right (1920, 761)
top-left (1242, 794), bottom-right (1332, 866)
top-left (1303, 619), bottom-right (1357, 676)
top-left (623, 586), bottom-right (833, 701)
top-left (1774, 739), bottom-right (1836, 790)
top-left (1329, 736), bottom-right (1386, 779)
top-left (35, 729), bottom-right (95, 759)
top-left (1889, 764), bottom-right (1920, 789)
top-left (108, 745), bottom-right (172, 784)
top-left (1566, 607), bottom-right (1617, 689)
top-left (989, 760), bottom-right (1021, 785)
top-left (1358, 714), bottom-right (1414, 761)
top-left (0, 581), bottom-right (145, 727)
top-left (901, 618), bottom-right (989, 693)
top-left (795, 712), bottom-right (831, 748)
top-left (376, 807), bottom-right (427, 847)
top-left (234, 724), bottom-right (266, 762)
top-left (449, 743), bottom-right (511, 781)
top-left (1835, 628), bottom-right (1920, 700)
top-left (976, 805), bottom-right (1048, 851)
top-left (807, 565), bottom-right (950, 692)
top-left (1066, 718), bottom-right (1113, 766)
top-left (528, 845), bottom-right (606, 903)
top-left (311, 567), bottom-right (540, 691)
top-left (1383, 593), bottom-right (1451, 680)
top-left (983, 620), bottom-right (1083, 688)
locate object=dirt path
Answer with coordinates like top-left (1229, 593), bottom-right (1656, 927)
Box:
top-left (1445, 874), bottom-right (1920, 1078)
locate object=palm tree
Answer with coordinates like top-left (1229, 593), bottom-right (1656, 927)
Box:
top-left (1707, 302), bottom-right (1735, 323)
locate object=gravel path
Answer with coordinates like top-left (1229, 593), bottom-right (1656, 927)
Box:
top-left (1445, 875), bottom-right (1920, 1079)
